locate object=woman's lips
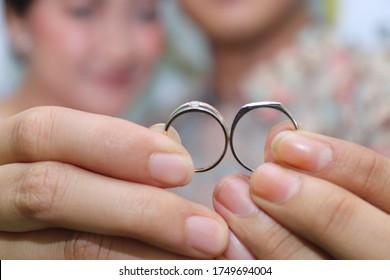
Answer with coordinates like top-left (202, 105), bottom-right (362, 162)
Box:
top-left (210, 0), bottom-right (245, 6)
top-left (93, 72), bottom-right (134, 90)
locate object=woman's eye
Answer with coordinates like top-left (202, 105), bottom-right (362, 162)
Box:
top-left (135, 10), bottom-right (158, 22)
top-left (70, 7), bottom-right (95, 18)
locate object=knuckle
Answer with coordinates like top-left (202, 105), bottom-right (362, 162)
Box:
top-left (263, 223), bottom-right (302, 259)
top-left (356, 152), bottom-right (384, 200)
top-left (65, 232), bottom-right (114, 260)
top-left (315, 193), bottom-right (356, 240)
top-left (18, 162), bottom-right (67, 219)
top-left (95, 121), bottom-right (142, 162)
top-left (14, 107), bottom-right (57, 160)
top-left (126, 190), bottom-right (157, 237)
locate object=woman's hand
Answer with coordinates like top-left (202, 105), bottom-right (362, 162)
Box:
top-left (213, 124), bottom-right (390, 259)
top-left (0, 107), bottom-right (228, 259)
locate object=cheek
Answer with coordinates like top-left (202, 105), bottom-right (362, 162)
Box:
top-left (220, 0), bottom-right (283, 30)
top-left (180, 0), bottom-right (220, 30)
top-left (181, 0), bottom-right (299, 37)
top-left (28, 12), bottom-right (91, 86)
top-left (180, 0), bottom-right (263, 37)
top-left (248, 0), bottom-right (302, 25)
top-left (133, 27), bottom-right (164, 69)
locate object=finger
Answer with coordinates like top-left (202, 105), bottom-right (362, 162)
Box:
top-left (220, 231), bottom-right (255, 260)
top-left (213, 174), bottom-right (327, 259)
top-left (150, 124), bottom-right (182, 145)
top-left (0, 229), bottom-right (188, 259)
top-left (267, 129), bottom-right (390, 213)
top-left (0, 162), bottom-right (228, 259)
top-left (250, 163), bottom-right (390, 259)
top-left (0, 107), bottom-right (193, 187)
top-left (264, 121), bottom-right (300, 163)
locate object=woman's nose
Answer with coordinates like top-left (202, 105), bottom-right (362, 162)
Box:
top-left (98, 20), bottom-right (136, 66)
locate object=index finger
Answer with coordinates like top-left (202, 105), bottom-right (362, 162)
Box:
top-left (0, 107), bottom-right (194, 188)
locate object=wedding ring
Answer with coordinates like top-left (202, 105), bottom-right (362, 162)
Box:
top-left (165, 101), bottom-right (300, 173)
top-left (164, 101), bottom-right (229, 173)
top-left (230, 101), bottom-right (300, 172)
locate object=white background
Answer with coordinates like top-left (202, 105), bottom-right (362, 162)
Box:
top-left (2, 260), bottom-right (390, 280)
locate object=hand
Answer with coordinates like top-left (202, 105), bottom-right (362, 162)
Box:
top-left (0, 107), bottom-right (228, 259)
top-left (213, 123), bottom-right (390, 259)
top-left (0, 229), bottom-right (191, 259)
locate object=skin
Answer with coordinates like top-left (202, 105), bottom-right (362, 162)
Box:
top-left (0, 107), bottom-right (229, 259)
top-left (3, 0), bottom-right (164, 116)
top-left (214, 123), bottom-right (390, 259)
top-left (181, 0), bottom-right (390, 259)
top-left (180, 0), bottom-right (306, 45)
top-left (180, 0), bottom-right (308, 102)
top-left (0, 0), bottom-right (230, 259)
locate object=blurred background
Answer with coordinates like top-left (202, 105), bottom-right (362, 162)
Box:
top-left (2, 0), bottom-right (390, 207)
top-left (2, 0), bottom-right (390, 112)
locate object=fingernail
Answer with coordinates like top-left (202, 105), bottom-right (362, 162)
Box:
top-left (223, 231), bottom-right (255, 260)
top-left (149, 153), bottom-right (193, 185)
top-left (185, 216), bottom-right (227, 255)
top-left (251, 163), bottom-right (300, 204)
top-left (215, 177), bottom-right (258, 217)
top-left (272, 131), bottom-right (333, 172)
top-left (150, 124), bottom-right (182, 144)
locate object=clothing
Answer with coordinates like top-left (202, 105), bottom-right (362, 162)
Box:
top-left (242, 26), bottom-right (390, 156)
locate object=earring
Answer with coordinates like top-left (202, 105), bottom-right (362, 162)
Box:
top-left (13, 32), bottom-right (33, 55)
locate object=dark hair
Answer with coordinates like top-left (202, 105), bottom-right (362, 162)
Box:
top-left (5, 0), bottom-right (33, 15)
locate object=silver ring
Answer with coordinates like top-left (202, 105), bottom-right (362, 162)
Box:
top-left (165, 101), bottom-right (299, 173)
top-left (164, 101), bottom-right (229, 173)
top-left (230, 101), bottom-right (300, 172)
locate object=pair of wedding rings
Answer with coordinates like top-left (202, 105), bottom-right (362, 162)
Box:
top-left (164, 101), bottom-right (300, 173)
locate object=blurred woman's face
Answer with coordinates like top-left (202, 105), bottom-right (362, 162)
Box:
top-left (10, 0), bottom-right (163, 115)
top-left (180, 0), bottom-right (305, 45)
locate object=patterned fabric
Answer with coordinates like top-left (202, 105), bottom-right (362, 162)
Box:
top-left (241, 26), bottom-right (390, 156)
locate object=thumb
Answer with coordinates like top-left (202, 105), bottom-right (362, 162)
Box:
top-left (150, 123), bottom-right (182, 145)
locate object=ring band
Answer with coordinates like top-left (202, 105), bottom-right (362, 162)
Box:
top-left (164, 101), bottom-right (229, 173)
top-left (165, 101), bottom-right (299, 173)
top-left (230, 101), bottom-right (300, 172)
